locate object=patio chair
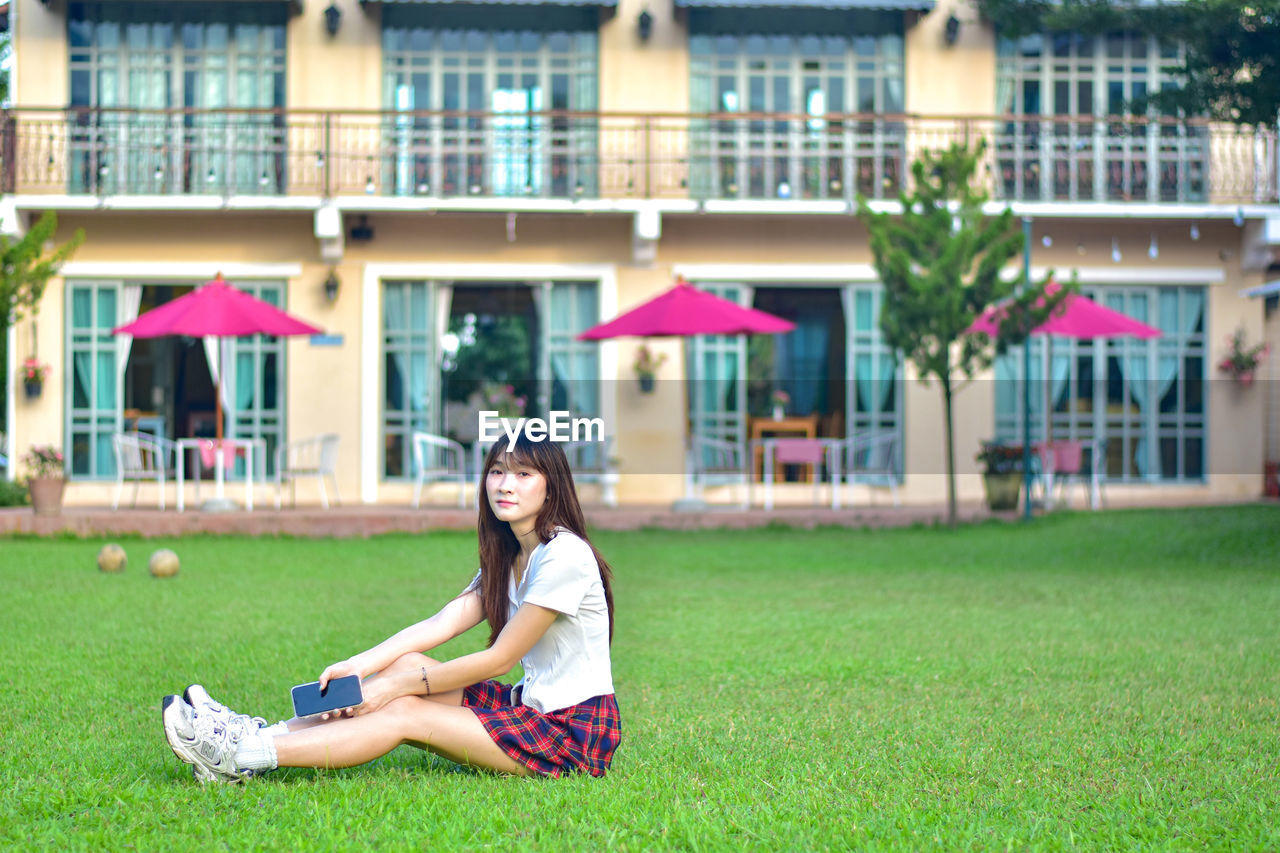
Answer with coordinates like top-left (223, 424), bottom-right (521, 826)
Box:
top-left (690, 434), bottom-right (749, 508)
top-left (1045, 438), bottom-right (1107, 510)
top-left (559, 436), bottom-right (618, 507)
top-left (112, 431), bottom-right (175, 510)
top-left (834, 430), bottom-right (900, 506)
top-left (274, 433), bottom-right (341, 509)
top-left (411, 431), bottom-right (468, 508)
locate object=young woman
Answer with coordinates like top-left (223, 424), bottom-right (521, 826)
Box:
top-left (162, 433), bottom-right (619, 780)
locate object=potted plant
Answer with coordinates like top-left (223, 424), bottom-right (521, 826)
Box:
top-left (23, 444), bottom-right (66, 516)
top-left (633, 344), bottom-right (666, 393)
top-left (20, 358), bottom-right (49, 399)
top-left (480, 382), bottom-right (527, 419)
top-left (770, 389), bottom-right (790, 421)
top-left (976, 441), bottom-right (1024, 511)
top-left (1218, 327), bottom-right (1270, 387)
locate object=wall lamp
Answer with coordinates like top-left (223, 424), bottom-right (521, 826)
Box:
top-left (637, 9), bottom-right (653, 42)
top-left (323, 269), bottom-right (340, 303)
top-left (324, 2), bottom-right (342, 37)
top-left (944, 15), bottom-right (960, 46)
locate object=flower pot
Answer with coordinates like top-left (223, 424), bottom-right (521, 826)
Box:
top-left (637, 374), bottom-right (655, 394)
top-left (982, 472), bottom-right (1022, 512)
top-left (23, 379), bottom-right (42, 399)
top-left (1236, 371), bottom-right (1255, 387)
top-left (28, 477), bottom-right (66, 516)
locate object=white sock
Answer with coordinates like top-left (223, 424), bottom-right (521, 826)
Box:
top-left (235, 731), bottom-right (279, 773)
top-left (261, 720), bottom-right (291, 737)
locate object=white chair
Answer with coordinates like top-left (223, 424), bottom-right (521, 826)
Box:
top-left (559, 436), bottom-right (618, 507)
top-left (274, 434), bottom-right (341, 509)
top-left (834, 430), bottom-right (900, 507)
top-left (411, 431), bottom-right (468, 508)
top-left (112, 432), bottom-right (174, 510)
top-left (690, 434), bottom-right (749, 508)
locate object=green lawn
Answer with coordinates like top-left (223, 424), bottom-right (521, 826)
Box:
top-left (2, 507), bottom-right (1278, 850)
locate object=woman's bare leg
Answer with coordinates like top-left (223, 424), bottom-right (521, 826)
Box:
top-left (272, 695), bottom-right (529, 775)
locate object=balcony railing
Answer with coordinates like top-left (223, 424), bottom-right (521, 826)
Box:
top-left (2, 107), bottom-right (1275, 205)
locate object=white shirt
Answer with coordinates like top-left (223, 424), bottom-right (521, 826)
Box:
top-left (466, 529), bottom-right (614, 713)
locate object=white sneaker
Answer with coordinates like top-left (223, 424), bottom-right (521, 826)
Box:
top-left (162, 695), bottom-right (249, 783)
top-left (184, 684), bottom-right (267, 741)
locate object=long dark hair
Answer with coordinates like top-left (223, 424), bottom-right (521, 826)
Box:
top-left (475, 433), bottom-right (615, 647)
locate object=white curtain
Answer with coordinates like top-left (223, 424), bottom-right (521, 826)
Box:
top-left (202, 336), bottom-right (233, 424)
top-left (1125, 354), bottom-right (1150, 477)
top-left (115, 284), bottom-right (143, 393)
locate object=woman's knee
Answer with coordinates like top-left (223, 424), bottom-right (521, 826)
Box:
top-left (385, 651), bottom-right (440, 674)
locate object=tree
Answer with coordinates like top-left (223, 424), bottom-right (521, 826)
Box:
top-left (0, 212), bottom-right (86, 426)
top-left (976, 0), bottom-right (1280, 126)
top-left (856, 140), bottom-right (1065, 525)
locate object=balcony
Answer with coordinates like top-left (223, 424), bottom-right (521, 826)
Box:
top-left (2, 107), bottom-right (1274, 207)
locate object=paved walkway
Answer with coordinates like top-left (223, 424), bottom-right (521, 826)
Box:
top-left (0, 493), bottom-right (1257, 538)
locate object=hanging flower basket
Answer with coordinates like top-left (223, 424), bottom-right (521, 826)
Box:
top-left (20, 358), bottom-right (49, 400)
top-left (1218, 327), bottom-right (1269, 387)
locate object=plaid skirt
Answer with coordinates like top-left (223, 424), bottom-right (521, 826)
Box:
top-left (463, 680), bottom-right (621, 778)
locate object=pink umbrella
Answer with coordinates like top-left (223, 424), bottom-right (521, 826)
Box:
top-left (576, 277), bottom-right (794, 510)
top-left (577, 277), bottom-right (795, 340)
top-left (969, 281), bottom-right (1162, 341)
top-left (113, 274), bottom-right (323, 505)
top-left (968, 281), bottom-right (1162, 475)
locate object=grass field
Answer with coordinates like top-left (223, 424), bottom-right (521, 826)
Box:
top-left (2, 506), bottom-right (1278, 850)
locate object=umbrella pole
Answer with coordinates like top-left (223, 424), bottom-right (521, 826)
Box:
top-left (214, 342), bottom-right (226, 503)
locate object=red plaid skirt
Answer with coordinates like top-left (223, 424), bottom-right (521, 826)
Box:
top-left (463, 680), bottom-right (621, 778)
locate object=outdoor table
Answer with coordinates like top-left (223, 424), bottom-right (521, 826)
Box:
top-left (755, 437), bottom-right (842, 510)
top-left (174, 437), bottom-right (266, 512)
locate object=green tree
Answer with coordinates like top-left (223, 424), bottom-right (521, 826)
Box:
top-left (856, 141), bottom-right (1065, 525)
top-left (1, 212), bottom-right (86, 428)
top-left (977, 0), bottom-right (1280, 126)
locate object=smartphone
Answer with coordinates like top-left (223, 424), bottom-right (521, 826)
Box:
top-left (291, 674), bottom-right (364, 718)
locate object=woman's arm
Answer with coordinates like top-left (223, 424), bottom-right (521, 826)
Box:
top-left (354, 602), bottom-right (559, 713)
top-left (320, 589), bottom-right (485, 688)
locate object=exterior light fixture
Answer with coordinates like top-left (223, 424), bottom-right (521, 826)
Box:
top-left (637, 9), bottom-right (653, 42)
top-left (323, 269), bottom-right (340, 303)
top-left (944, 15), bottom-right (960, 46)
top-left (324, 3), bottom-right (342, 37)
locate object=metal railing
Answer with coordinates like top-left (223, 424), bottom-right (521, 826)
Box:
top-left (2, 107), bottom-right (1274, 205)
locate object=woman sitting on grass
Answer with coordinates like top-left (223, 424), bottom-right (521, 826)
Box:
top-left (162, 433), bottom-right (619, 780)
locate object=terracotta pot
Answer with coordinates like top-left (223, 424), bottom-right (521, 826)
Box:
top-left (29, 477), bottom-right (66, 516)
top-left (982, 472), bottom-right (1022, 512)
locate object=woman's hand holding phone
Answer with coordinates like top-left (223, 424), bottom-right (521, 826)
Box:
top-left (317, 659), bottom-right (364, 720)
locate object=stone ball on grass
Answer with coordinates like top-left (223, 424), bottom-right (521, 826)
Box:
top-left (148, 549), bottom-right (180, 578)
top-left (97, 543), bottom-right (127, 573)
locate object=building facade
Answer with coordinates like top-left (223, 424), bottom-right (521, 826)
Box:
top-left (3, 0), bottom-right (1277, 508)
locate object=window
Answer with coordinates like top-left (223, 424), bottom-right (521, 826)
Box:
top-left (994, 285), bottom-right (1206, 482)
top-left (382, 279), bottom-right (600, 480)
top-left (690, 15), bottom-right (905, 201)
top-left (67, 2), bottom-right (287, 195)
top-left (995, 32), bottom-right (1206, 202)
top-left (67, 281), bottom-right (120, 478)
top-left (382, 8), bottom-right (598, 198)
top-left (842, 285), bottom-right (901, 445)
top-left (228, 282), bottom-right (286, 477)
